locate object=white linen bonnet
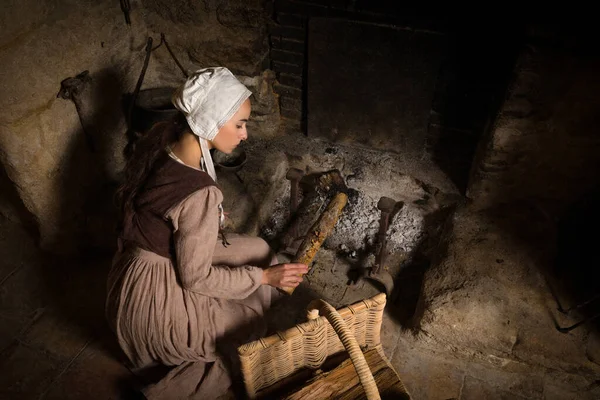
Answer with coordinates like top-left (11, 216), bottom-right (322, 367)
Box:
top-left (171, 67), bottom-right (252, 184)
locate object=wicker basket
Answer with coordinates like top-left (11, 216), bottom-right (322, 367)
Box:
top-left (237, 293), bottom-right (410, 399)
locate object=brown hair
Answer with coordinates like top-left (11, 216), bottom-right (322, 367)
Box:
top-left (115, 113), bottom-right (189, 231)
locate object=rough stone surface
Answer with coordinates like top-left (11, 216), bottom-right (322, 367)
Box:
top-left (43, 337), bottom-right (138, 400)
top-left (238, 69), bottom-right (282, 138)
top-left (392, 338), bottom-right (465, 399)
top-left (461, 376), bottom-right (528, 400)
top-left (421, 205), bottom-right (560, 359)
top-left (140, 0), bottom-right (270, 77)
top-left (21, 307), bottom-right (92, 363)
top-left (467, 42), bottom-right (600, 216)
top-left (0, 0), bottom-right (149, 254)
top-left (586, 332), bottom-right (600, 366)
top-left (0, 262), bottom-right (49, 341)
top-left (0, 343), bottom-right (62, 400)
top-left (412, 202), bottom-right (600, 398)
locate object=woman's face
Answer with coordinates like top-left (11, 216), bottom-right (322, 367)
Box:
top-left (211, 98), bottom-right (251, 154)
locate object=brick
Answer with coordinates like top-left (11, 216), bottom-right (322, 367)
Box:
top-left (353, 1), bottom-right (402, 15)
top-left (270, 35), bottom-right (281, 48)
top-left (265, 0), bottom-right (274, 15)
top-left (428, 110), bottom-right (442, 126)
top-left (270, 35), bottom-right (306, 53)
top-left (329, 0), bottom-right (350, 9)
top-left (280, 38), bottom-right (305, 53)
top-left (327, 8), bottom-right (404, 27)
top-left (278, 73), bottom-right (303, 89)
top-left (277, 13), bottom-right (307, 27)
top-left (268, 24), bottom-right (306, 41)
top-left (270, 49), bottom-right (304, 66)
top-left (280, 95), bottom-right (303, 111)
top-left (316, 7), bottom-right (352, 19)
top-left (270, 37), bottom-right (305, 54)
top-left (272, 61), bottom-right (303, 75)
top-left (347, 3), bottom-right (445, 31)
top-left (296, 0), bottom-right (330, 6)
top-left (274, 83), bottom-right (303, 99)
top-left (275, 0), bottom-right (329, 16)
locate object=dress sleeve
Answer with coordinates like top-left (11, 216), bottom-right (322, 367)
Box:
top-left (166, 186), bottom-right (264, 299)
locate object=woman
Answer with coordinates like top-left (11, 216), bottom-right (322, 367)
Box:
top-left (106, 67), bottom-right (308, 399)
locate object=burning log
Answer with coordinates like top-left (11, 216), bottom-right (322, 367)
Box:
top-left (279, 169), bottom-right (347, 251)
top-left (283, 191), bottom-right (348, 295)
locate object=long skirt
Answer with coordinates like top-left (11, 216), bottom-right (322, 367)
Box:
top-left (105, 234), bottom-right (280, 399)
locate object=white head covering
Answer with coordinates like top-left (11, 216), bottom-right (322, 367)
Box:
top-left (171, 67), bottom-right (252, 184)
top-left (172, 67), bottom-right (252, 227)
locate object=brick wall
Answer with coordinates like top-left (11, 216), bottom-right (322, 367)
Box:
top-left (268, 0), bottom-right (446, 130)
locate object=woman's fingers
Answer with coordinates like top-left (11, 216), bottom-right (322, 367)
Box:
top-left (279, 264), bottom-right (308, 288)
top-left (282, 275), bottom-right (303, 285)
top-left (282, 263), bottom-right (309, 274)
top-left (263, 263), bottom-right (309, 289)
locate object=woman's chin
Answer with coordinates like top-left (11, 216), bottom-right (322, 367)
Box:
top-left (214, 147), bottom-right (233, 155)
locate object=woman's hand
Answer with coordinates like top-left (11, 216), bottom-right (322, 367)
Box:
top-left (261, 263), bottom-right (309, 290)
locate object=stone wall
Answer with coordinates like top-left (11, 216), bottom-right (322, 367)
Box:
top-left (467, 29), bottom-right (600, 217)
top-left (127, 0), bottom-right (281, 140)
top-left (0, 0), bottom-right (150, 254)
top-left (142, 0), bottom-right (270, 73)
top-left (0, 0), bottom-right (279, 255)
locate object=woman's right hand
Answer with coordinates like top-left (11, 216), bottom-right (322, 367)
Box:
top-left (261, 263), bottom-right (309, 290)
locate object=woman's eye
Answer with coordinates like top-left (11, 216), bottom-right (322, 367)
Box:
top-left (236, 125), bottom-right (243, 129)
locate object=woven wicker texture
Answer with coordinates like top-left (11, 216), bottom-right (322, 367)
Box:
top-left (306, 298), bottom-right (380, 399)
top-left (237, 293), bottom-right (387, 398)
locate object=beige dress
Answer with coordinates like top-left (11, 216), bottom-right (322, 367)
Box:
top-left (106, 155), bottom-right (279, 399)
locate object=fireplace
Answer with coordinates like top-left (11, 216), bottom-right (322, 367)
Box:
top-left (269, 1), bottom-right (522, 193)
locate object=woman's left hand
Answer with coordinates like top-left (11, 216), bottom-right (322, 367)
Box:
top-left (261, 263), bottom-right (309, 289)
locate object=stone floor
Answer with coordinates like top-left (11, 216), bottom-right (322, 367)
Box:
top-left (2, 125), bottom-right (600, 400)
top-left (2, 202), bottom-right (600, 400)
top-left (0, 214), bottom-right (137, 400)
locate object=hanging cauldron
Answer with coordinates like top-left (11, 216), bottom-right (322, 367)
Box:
top-left (129, 86), bottom-right (179, 133)
top-left (123, 34), bottom-right (187, 158)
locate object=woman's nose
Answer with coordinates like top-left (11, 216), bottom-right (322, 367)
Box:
top-left (240, 128), bottom-right (248, 141)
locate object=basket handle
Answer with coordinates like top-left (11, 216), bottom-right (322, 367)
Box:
top-left (306, 299), bottom-right (381, 400)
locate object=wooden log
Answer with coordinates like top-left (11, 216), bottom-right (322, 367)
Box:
top-left (281, 347), bottom-right (410, 400)
top-left (279, 170), bottom-right (347, 251)
top-left (283, 191), bottom-right (348, 295)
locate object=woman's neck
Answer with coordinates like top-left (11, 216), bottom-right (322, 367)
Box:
top-left (171, 131), bottom-right (205, 169)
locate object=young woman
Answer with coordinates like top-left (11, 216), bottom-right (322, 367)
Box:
top-left (106, 67), bottom-right (308, 399)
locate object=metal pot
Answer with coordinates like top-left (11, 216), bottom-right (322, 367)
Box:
top-left (213, 147), bottom-right (247, 172)
top-left (130, 87), bottom-right (179, 133)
